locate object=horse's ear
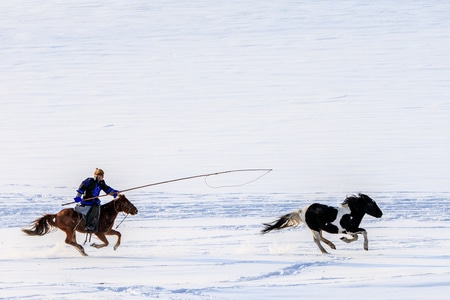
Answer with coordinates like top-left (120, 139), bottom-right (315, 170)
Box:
top-left (343, 194), bottom-right (357, 203)
top-left (359, 194), bottom-right (377, 205)
top-left (343, 193), bottom-right (366, 206)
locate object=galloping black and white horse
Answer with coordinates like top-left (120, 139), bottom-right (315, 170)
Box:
top-left (261, 193), bottom-right (383, 254)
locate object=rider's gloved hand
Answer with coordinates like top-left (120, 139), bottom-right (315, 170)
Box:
top-left (74, 197), bottom-right (82, 203)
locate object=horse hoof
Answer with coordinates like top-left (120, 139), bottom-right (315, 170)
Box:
top-left (91, 243), bottom-right (106, 249)
top-left (340, 237), bottom-right (351, 243)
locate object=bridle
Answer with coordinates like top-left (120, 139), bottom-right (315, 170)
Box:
top-left (112, 196), bottom-right (135, 213)
top-left (112, 196), bottom-right (136, 229)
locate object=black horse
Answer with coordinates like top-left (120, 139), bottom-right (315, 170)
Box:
top-left (261, 193), bottom-right (383, 254)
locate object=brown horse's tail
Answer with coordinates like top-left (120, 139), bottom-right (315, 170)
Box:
top-left (22, 214), bottom-right (57, 236)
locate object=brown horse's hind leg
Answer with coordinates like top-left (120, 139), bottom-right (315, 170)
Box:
top-left (92, 229), bottom-right (121, 250)
top-left (64, 230), bottom-right (88, 256)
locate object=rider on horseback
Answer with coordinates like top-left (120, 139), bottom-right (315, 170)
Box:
top-left (74, 168), bottom-right (118, 233)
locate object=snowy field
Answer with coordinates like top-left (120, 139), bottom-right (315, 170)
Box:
top-left (2, 0), bottom-right (450, 299)
top-left (2, 191), bottom-right (450, 299)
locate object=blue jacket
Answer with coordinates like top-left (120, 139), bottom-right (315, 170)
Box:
top-left (76, 177), bottom-right (117, 206)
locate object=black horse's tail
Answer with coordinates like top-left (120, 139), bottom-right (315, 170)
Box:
top-left (22, 214), bottom-right (57, 236)
top-left (261, 210), bottom-right (303, 234)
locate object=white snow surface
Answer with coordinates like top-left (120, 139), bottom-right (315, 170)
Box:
top-left (2, 1), bottom-right (450, 299)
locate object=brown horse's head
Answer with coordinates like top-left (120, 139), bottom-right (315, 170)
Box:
top-left (115, 194), bottom-right (138, 215)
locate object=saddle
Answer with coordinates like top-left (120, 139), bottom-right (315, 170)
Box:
top-left (75, 204), bottom-right (100, 233)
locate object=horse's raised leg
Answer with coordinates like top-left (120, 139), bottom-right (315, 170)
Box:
top-left (340, 233), bottom-right (358, 243)
top-left (340, 230), bottom-right (369, 250)
top-left (92, 229), bottom-right (121, 250)
top-left (311, 230), bottom-right (328, 254)
top-left (91, 232), bottom-right (109, 249)
top-left (63, 230), bottom-right (88, 256)
top-left (319, 231), bottom-right (336, 250)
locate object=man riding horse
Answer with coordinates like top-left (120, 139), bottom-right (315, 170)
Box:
top-left (74, 168), bottom-right (118, 233)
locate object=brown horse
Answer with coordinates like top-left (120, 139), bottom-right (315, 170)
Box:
top-left (22, 194), bottom-right (138, 256)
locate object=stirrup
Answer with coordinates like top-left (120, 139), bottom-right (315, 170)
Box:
top-left (83, 233), bottom-right (93, 245)
top-left (84, 225), bottom-right (96, 232)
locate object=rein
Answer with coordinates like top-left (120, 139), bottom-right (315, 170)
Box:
top-left (115, 214), bottom-right (129, 229)
top-left (112, 198), bottom-right (133, 229)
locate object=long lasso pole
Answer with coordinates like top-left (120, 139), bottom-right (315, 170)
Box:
top-left (62, 168), bottom-right (272, 206)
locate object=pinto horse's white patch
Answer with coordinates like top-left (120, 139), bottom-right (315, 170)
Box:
top-left (332, 204), bottom-right (351, 233)
top-left (299, 204), bottom-right (310, 224)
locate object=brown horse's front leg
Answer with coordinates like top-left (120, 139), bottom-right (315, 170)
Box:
top-left (101, 229), bottom-right (122, 250)
top-left (109, 229), bottom-right (122, 250)
top-left (91, 229), bottom-right (122, 250)
top-left (91, 232), bottom-right (109, 249)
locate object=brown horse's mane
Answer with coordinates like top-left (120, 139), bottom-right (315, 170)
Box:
top-left (100, 196), bottom-right (121, 215)
top-left (98, 196), bottom-right (124, 230)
